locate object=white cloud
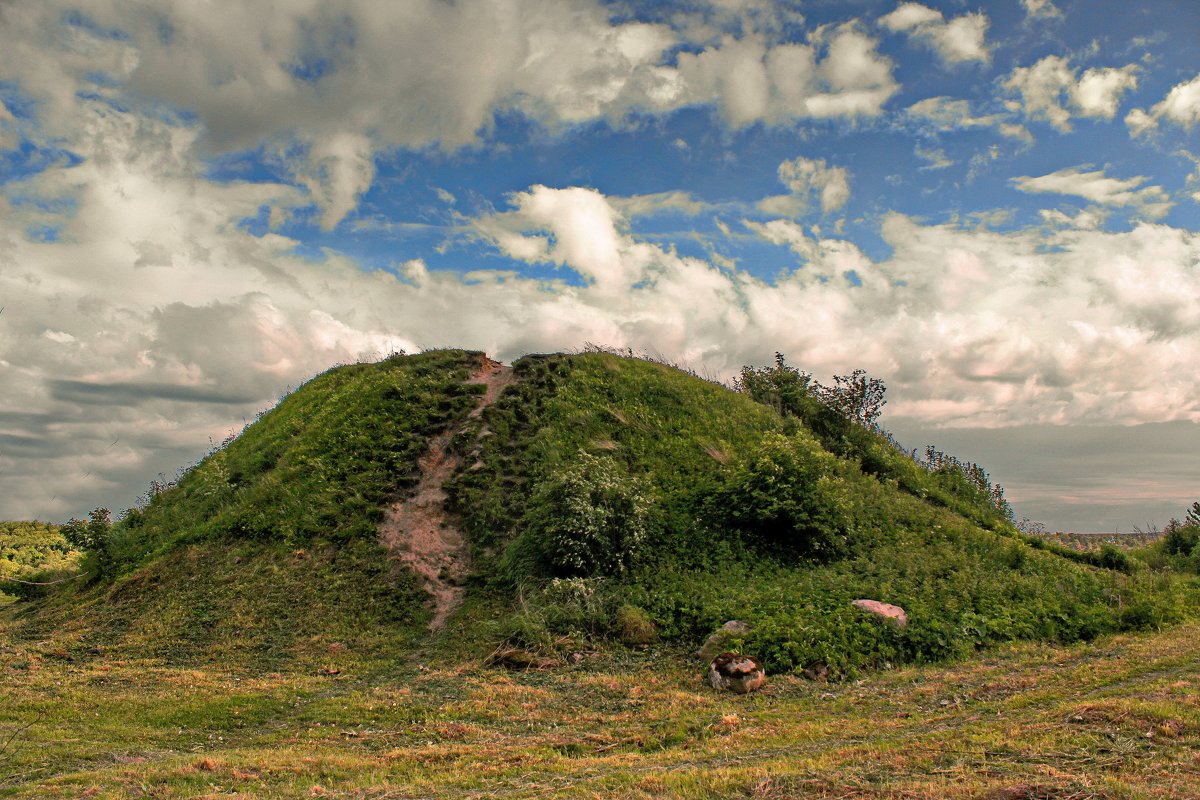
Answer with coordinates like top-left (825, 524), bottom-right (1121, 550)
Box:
top-left (906, 96), bottom-right (1032, 142)
top-left (609, 191), bottom-right (710, 219)
top-left (879, 3), bottom-right (942, 31)
top-left (5, 113), bottom-right (1200, 519)
top-left (1020, 0), bottom-right (1062, 20)
top-left (914, 145), bottom-right (953, 170)
top-left (1012, 167), bottom-right (1173, 220)
top-left (1004, 56), bottom-right (1139, 132)
top-left (1126, 73), bottom-right (1200, 136)
top-left (675, 25), bottom-right (899, 126)
top-left (0, 99), bottom-right (16, 151)
top-left (1039, 207), bottom-right (1107, 230)
top-left (758, 156), bottom-right (851, 217)
top-left (879, 4), bottom-right (990, 65)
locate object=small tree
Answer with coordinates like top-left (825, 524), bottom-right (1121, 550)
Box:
top-left (817, 369), bottom-right (887, 428)
top-left (59, 507), bottom-right (113, 577)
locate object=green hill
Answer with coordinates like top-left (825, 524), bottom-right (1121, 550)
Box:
top-left (3, 349), bottom-right (1194, 676)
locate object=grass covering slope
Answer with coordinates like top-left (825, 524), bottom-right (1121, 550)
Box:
top-left (4, 349), bottom-right (1197, 678)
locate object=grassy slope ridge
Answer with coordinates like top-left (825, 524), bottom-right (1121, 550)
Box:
top-left (4, 350), bottom-right (1196, 676)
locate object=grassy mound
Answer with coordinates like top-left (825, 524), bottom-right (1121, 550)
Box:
top-left (4, 349), bottom-right (1196, 676)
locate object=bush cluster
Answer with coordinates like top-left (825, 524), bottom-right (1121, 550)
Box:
top-left (709, 431), bottom-right (863, 562)
top-left (523, 452), bottom-right (650, 578)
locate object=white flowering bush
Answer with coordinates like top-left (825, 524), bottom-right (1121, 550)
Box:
top-left (526, 452), bottom-right (650, 577)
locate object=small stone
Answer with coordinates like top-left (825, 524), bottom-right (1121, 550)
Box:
top-left (851, 599), bottom-right (908, 627)
top-left (708, 652), bottom-right (765, 694)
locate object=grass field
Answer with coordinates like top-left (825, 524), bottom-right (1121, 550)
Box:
top-left (2, 619), bottom-right (1197, 799)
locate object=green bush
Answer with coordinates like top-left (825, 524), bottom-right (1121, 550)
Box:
top-left (1164, 524), bottom-right (1199, 557)
top-left (523, 452), bottom-right (650, 578)
top-left (711, 431), bottom-right (863, 562)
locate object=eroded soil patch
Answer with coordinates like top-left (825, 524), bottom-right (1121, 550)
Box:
top-left (379, 356), bottom-right (513, 630)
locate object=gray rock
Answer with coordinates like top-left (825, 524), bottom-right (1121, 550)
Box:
top-left (708, 652), bottom-right (765, 694)
top-left (696, 619), bottom-right (752, 662)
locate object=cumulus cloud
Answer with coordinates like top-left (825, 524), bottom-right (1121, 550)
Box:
top-left (879, 3), bottom-right (990, 65)
top-left (1126, 73), bottom-right (1200, 136)
top-left (609, 191), bottom-right (711, 219)
top-left (757, 156), bottom-right (851, 217)
top-left (675, 24), bottom-right (899, 125)
top-left (0, 2), bottom-right (902, 230)
top-left (1004, 56), bottom-right (1139, 132)
top-left (1012, 167), bottom-right (1173, 220)
top-left (1020, 0), bottom-right (1063, 19)
top-left (4, 104), bottom-right (1200, 519)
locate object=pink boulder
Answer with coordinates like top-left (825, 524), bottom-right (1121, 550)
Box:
top-left (852, 599), bottom-right (908, 627)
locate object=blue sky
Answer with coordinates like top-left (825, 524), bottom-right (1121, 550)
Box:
top-left (0, 0), bottom-right (1198, 530)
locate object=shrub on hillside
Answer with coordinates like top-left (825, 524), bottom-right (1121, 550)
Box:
top-left (59, 508), bottom-right (114, 578)
top-left (711, 432), bottom-right (863, 562)
top-left (523, 453), bottom-right (651, 578)
top-left (1164, 523), bottom-right (1199, 557)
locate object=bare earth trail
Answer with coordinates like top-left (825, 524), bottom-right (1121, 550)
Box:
top-left (379, 356), bottom-right (514, 630)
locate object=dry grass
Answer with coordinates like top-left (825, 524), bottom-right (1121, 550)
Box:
top-left (1, 620), bottom-right (1197, 798)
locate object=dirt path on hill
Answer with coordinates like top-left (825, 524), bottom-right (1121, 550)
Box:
top-left (379, 356), bottom-right (514, 631)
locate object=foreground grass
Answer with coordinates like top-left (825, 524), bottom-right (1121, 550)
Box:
top-left (2, 621), bottom-right (1197, 799)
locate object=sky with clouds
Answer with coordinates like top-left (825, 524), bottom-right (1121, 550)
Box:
top-left (1, 0), bottom-right (1198, 532)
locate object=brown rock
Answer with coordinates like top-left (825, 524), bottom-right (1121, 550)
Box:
top-left (801, 662), bottom-right (830, 681)
top-left (852, 599), bottom-right (908, 627)
top-left (696, 620), bottom-right (752, 662)
top-left (708, 652), bottom-right (765, 694)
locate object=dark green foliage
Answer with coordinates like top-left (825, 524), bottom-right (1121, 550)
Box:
top-left (1164, 524), bottom-right (1199, 557)
top-left (710, 431), bottom-right (864, 562)
top-left (817, 368), bottom-right (887, 428)
top-left (735, 355), bottom-right (1014, 529)
top-left (0, 522), bottom-right (78, 602)
top-left (59, 508), bottom-right (113, 578)
top-left (1133, 512), bottom-right (1200, 575)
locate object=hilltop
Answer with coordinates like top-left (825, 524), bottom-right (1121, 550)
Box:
top-left (3, 348), bottom-right (1192, 678)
